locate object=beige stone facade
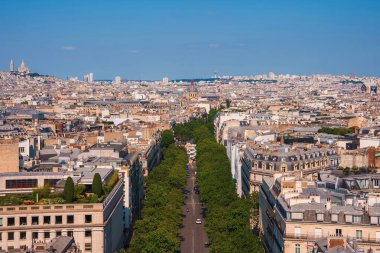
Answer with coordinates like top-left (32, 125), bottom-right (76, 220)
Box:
top-left (0, 143), bottom-right (19, 173)
top-left (0, 181), bottom-right (125, 253)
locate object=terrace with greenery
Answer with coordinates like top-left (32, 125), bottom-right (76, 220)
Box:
top-left (0, 172), bottom-right (120, 206)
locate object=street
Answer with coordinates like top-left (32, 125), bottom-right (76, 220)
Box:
top-left (180, 161), bottom-right (210, 253)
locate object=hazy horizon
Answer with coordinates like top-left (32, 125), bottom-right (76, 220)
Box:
top-left (1, 0), bottom-right (380, 80)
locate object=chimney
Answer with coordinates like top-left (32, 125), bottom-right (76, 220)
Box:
top-left (326, 197), bottom-right (331, 210)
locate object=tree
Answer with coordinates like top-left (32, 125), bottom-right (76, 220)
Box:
top-left (226, 99), bottom-right (231, 108)
top-left (90, 194), bottom-right (99, 203)
top-left (75, 184), bottom-right (86, 198)
top-left (63, 177), bottom-right (75, 203)
top-left (104, 172), bottom-right (119, 193)
top-left (32, 184), bottom-right (51, 201)
top-left (161, 130), bottom-right (174, 148)
top-left (92, 173), bottom-right (104, 197)
top-left (172, 110), bottom-right (264, 252)
top-left (128, 145), bottom-right (187, 253)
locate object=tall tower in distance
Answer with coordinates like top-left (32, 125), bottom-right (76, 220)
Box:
top-left (88, 72), bottom-right (94, 82)
top-left (9, 59), bottom-right (14, 72)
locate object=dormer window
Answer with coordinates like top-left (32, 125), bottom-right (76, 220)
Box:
top-left (353, 215), bottom-right (362, 224)
top-left (291, 212), bottom-right (303, 220)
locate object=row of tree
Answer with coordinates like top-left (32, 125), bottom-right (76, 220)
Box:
top-left (174, 110), bottom-right (264, 253)
top-left (317, 127), bottom-right (355, 136)
top-left (62, 172), bottom-right (119, 203)
top-left (128, 140), bottom-right (188, 253)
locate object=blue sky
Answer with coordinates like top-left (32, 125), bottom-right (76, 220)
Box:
top-left (0, 0), bottom-right (379, 80)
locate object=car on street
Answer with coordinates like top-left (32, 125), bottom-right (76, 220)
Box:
top-left (196, 219), bottom-right (202, 224)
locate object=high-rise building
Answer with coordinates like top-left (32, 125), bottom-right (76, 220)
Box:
top-left (84, 73), bottom-right (94, 82)
top-left (9, 59), bottom-right (14, 72)
top-left (268, 72), bottom-right (275, 80)
top-left (88, 72), bottom-right (94, 82)
top-left (162, 76), bottom-right (169, 84)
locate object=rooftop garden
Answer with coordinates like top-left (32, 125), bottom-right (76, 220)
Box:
top-left (318, 127), bottom-right (355, 136)
top-left (0, 172), bottom-right (119, 206)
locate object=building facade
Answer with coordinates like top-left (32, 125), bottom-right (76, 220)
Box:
top-left (242, 143), bottom-right (339, 195)
top-left (0, 179), bottom-right (125, 253)
top-left (260, 175), bottom-right (380, 253)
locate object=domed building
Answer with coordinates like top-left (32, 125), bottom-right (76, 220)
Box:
top-left (17, 60), bottom-right (30, 75)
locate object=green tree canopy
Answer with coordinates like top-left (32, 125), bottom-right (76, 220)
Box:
top-left (317, 127), bottom-right (355, 136)
top-left (128, 145), bottom-right (187, 253)
top-left (92, 173), bottom-right (104, 197)
top-left (173, 109), bottom-right (264, 253)
top-left (226, 99), bottom-right (231, 108)
top-left (161, 130), bottom-right (175, 148)
top-left (63, 177), bottom-right (75, 203)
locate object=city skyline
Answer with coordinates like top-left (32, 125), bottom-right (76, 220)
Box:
top-left (1, 0), bottom-right (380, 80)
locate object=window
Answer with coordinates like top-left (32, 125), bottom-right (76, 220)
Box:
top-left (85, 230), bottom-right (92, 237)
top-left (67, 231), bottom-right (73, 237)
top-left (317, 213), bottom-right (324, 221)
top-left (371, 216), bottom-right (379, 225)
top-left (44, 179), bottom-right (60, 187)
top-left (295, 244), bottom-right (301, 253)
top-left (85, 215), bottom-right (92, 223)
top-left (32, 232), bottom-right (38, 239)
top-left (55, 216), bottom-right (62, 224)
top-left (85, 243), bottom-right (92, 251)
top-left (19, 147), bottom-right (25, 153)
top-left (336, 229), bottom-right (342, 236)
top-left (7, 217), bottom-right (15, 226)
top-left (32, 216), bottom-right (39, 225)
top-left (56, 231), bottom-right (62, 237)
top-left (8, 232), bottom-right (14, 241)
top-left (356, 230), bottom-right (362, 240)
top-left (20, 231), bottom-right (26, 240)
top-left (315, 228), bottom-right (322, 238)
top-left (0, 218), bottom-right (2, 226)
top-left (0, 232), bottom-right (2, 240)
top-left (20, 217), bottom-right (27, 226)
top-left (67, 215), bottom-right (74, 224)
top-left (331, 214), bottom-right (338, 222)
top-left (345, 215), bottom-right (352, 223)
top-left (5, 179), bottom-right (37, 189)
top-left (44, 232), bottom-right (50, 239)
top-left (43, 216), bottom-right (51, 224)
top-left (291, 212), bottom-right (303, 220)
top-left (353, 216), bottom-right (362, 224)
top-left (295, 227), bottom-right (301, 237)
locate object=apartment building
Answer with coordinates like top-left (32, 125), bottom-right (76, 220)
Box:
top-left (0, 178), bottom-right (124, 253)
top-left (242, 143), bottom-right (339, 195)
top-left (260, 175), bottom-right (380, 253)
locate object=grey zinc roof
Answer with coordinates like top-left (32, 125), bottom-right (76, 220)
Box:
top-left (290, 202), bottom-right (326, 213)
top-left (368, 206), bottom-right (380, 216)
top-left (46, 236), bottom-right (74, 253)
top-left (330, 205), bottom-right (363, 215)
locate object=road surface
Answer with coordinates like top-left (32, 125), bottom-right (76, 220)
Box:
top-left (180, 161), bottom-right (210, 253)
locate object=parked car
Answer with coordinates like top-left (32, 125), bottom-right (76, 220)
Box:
top-left (196, 219), bottom-right (202, 224)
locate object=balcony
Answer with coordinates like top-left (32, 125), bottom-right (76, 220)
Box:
top-left (285, 233), bottom-right (380, 245)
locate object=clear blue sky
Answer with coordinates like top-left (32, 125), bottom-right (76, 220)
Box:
top-left (1, 0), bottom-right (379, 80)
